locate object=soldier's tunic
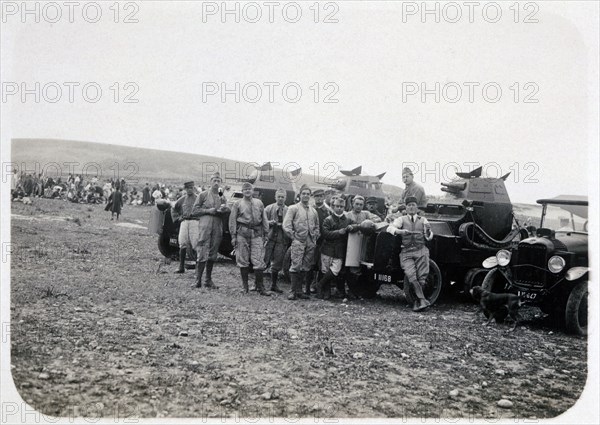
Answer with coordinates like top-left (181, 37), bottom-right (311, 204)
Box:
top-left (229, 198), bottom-right (269, 269)
top-left (402, 182), bottom-right (427, 207)
top-left (171, 193), bottom-right (198, 250)
top-left (320, 213), bottom-right (349, 276)
top-left (282, 202), bottom-right (320, 273)
top-left (192, 190), bottom-right (227, 262)
top-left (387, 214), bottom-right (432, 286)
top-left (264, 203), bottom-right (290, 272)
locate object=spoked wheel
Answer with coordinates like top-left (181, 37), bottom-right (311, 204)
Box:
top-left (404, 259), bottom-right (442, 306)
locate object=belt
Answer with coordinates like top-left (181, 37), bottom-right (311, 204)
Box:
top-left (238, 223), bottom-right (257, 229)
top-left (182, 218), bottom-right (199, 221)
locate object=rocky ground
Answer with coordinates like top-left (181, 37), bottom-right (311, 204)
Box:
top-left (9, 198), bottom-right (589, 421)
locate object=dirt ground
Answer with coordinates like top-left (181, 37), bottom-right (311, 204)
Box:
top-left (9, 198), bottom-right (589, 420)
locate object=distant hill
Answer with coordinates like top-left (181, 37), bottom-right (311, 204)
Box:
top-left (11, 138), bottom-right (404, 194)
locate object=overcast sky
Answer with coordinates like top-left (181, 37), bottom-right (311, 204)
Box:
top-left (2, 1), bottom-right (599, 203)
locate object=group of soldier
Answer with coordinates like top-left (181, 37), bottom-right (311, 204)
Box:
top-left (171, 167), bottom-right (434, 312)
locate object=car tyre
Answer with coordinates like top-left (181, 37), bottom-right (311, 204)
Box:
top-left (565, 281), bottom-right (588, 336)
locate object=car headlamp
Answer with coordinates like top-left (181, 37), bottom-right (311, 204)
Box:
top-left (496, 250), bottom-right (511, 267)
top-left (548, 256), bottom-right (566, 274)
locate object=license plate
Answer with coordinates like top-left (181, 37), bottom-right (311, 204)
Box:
top-left (375, 273), bottom-right (392, 283)
top-left (518, 291), bottom-right (537, 301)
top-left (170, 238), bottom-right (178, 245)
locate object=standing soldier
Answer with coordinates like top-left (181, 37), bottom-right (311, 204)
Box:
top-left (229, 182), bottom-right (271, 296)
top-left (344, 195), bottom-right (382, 298)
top-left (192, 172), bottom-right (229, 289)
top-left (401, 167), bottom-right (427, 207)
top-left (306, 189), bottom-right (330, 295)
top-left (263, 188), bottom-right (290, 293)
top-left (282, 184), bottom-right (320, 300)
top-left (387, 196), bottom-right (434, 311)
top-left (316, 197), bottom-right (352, 299)
top-left (171, 181), bottom-right (198, 274)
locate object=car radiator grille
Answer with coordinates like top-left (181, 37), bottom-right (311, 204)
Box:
top-left (514, 244), bottom-right (547, 289)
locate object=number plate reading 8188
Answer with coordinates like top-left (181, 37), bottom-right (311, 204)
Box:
top-left (375, 273), bottom-right (392, 283)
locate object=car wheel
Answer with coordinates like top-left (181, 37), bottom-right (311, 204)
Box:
top-left (157, 232), bottom-right (178, 259)
top-left (404, 259), bottom-right (442, 306)
top-left (463, 268), bottom-right (487, 296)
top-left (481, 268), bottom-right (510, 294)
top-left (565, 281), bottom-right (588, 336)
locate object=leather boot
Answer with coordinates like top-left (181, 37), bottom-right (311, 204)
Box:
top-left (270, 271), bottom-right (283, 293)
top-left (297, 272), bottom-right (310, 299)
top-left (194, 261), bottom-right (206, 288)
top-left (333, 276), bottom-right (346, 298)
top-left (288, 272), bottom-right (299, 300)
top-left (317, 270), bottom-right (335, 299)
top-left (175, 248), bottom-right (186, 273)
top-left (240, 267), bottom-right (249, 293)
top-left (413, 297), bottom-right (430, 312)
top-left (255, 270), bottom-right (272, 296)
top-left (304, 270), bottom-right (314, 295)
top-left (205, 261), bottom-right (217, 289)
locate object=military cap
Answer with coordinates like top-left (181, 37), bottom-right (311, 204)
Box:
top-left (183, 181), bottom-right (194, 189)
top-left (405, 196), bottom-right (418, 205)
top-left (402, 167), bottom-right (414, 176)
top-left (312, 189), bottom-right (325, 196)
top-left (210, 172), bottom-right (222, 181)
top-left (366, 197), bottom-right (378, 204)
top-left (242, 182), bottom-right (253, 190)
top-left (275, 188), bottom-right (286, 195)
top-left (353, 195), bottom-right (365, 203)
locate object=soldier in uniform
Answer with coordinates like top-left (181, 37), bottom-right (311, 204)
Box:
top-left (316, 197), bottom-right (352, 299)
top-left (229, 182), bottom-right (271, 296)
top-left (366, 197), bottom-right (386, 221)
top-left (305, 189), bottom-right (331, 295)
top-left (343, 195), bottom-right (382, 298)
top-left (282, 184), bottom-right (320, 300)
top-left (263, 188), bottom-right (290, 293)
top-left (387, 196), bottom-right (434, 312)
top-left (192, 172), bottom-right (229, 289)
top-left (171, 181), bottom-right (198, 274)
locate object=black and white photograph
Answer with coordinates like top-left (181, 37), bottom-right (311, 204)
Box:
top-left (1, 1), bottom-right (599, 423)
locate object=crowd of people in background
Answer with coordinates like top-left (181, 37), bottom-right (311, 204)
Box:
top-left (8, 169), bottom-right (224, 208)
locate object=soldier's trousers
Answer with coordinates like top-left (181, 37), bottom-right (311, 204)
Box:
top-left (196, 216), bottom-right (223, 262)
top-left (289, 236), bottom-right (316, 273)
top-left (178, 220), bottom-right (199, 250)
top-left (400, 247), bottom-right (430, 287)
top-left (236, 227), bottom-right (266, 270)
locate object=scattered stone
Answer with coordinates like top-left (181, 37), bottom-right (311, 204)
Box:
top-left (74, 307), bottom-right (84, 313)
top-left (497, 399), bottom-right (513, 409)
top-left (124, 309), bottom-right (134, 315)
top-left (353, 352), bottom-right (365, 359)
top-left (400, 353), bottom-right (409, 359)
top-left (449, 389), bottom-right (459, 398)
top-left (38, 372), bottom-right (50, 380)
top-left (482, 381), bottom-right (488, 387)
top-left (495, 369), bottom-right (505, 376)
top-left (548, 331), bottom-right (553, 335)
top-left (21, 382), bottom-right (32, 388)
top-left (261, 391), bottom-right (272, 400)
top-left (178, 331), bottom-right (189, 337)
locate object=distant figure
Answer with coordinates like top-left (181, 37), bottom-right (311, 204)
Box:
top-left (106, 187), bottom-right (123, 220)
top-left (401, 167), bottom-right (427, 208)
top-left (141, 184), bottom-right (151, 205)
top-left (263, 188), bottom-right (290, 294)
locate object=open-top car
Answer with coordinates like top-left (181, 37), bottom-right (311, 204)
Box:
top-left (481, 195), bottom-right (589, 335)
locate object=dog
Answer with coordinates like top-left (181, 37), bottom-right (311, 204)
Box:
top-left (470, 286), bottom-right (523, 332)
